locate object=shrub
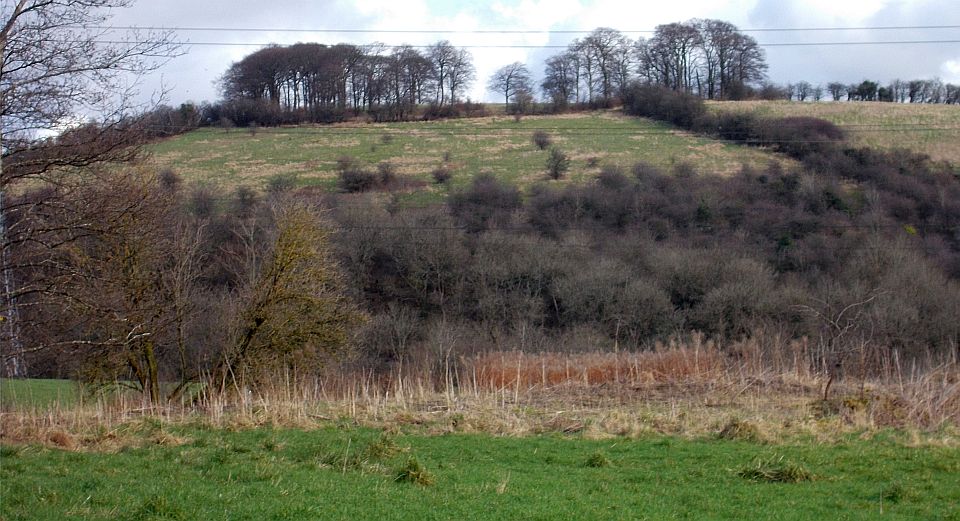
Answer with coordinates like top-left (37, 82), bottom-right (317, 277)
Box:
top-left (672, 161), bottom-right (697, 178)
top-left (266, 172), bottom-right (299, 194)
top-left (432, 165), bottom-right (453, 184)
top-left (395, 457), bottom-right (434, 485)
top-left (377, 162), bottom-right (397, 186)
top-left (756, 117), bottom-right (845, 160)
top-left (738, 455), bottom-right (812, 483)
top-left (552, 260), bottom-right (676, 346)
top-left (449, 174), bottom-right (522, 232)
top-left (158, 168), bottom-right (181, 192)
top-left (622, 84), bottom-right (706, 130)
top-left (584, 451), bottom-right (612, 468)
top-left (631, 161), bottom-right (663, 182)
top-left (526, 184), bottom-right (581, 236)
top-left (714, 111), bottom-right (759, 143)
top-left (233, 185), bottom-right (258, 218)
top-left (532, 130), bottom-right (552, 150)
top-left (338, 167), bottom-right (377, 193)
top-left (718, 418), bottom-right (763, 442)
top-left (596, 166), bottom-right (630, 191)
top-left (187, 185), bottom-right (216, 219)
top-left (546, 148), bottom-right (570, 180)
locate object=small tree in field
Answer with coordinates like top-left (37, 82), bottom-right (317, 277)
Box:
top-left (546, 148), bottom-right (570, 180)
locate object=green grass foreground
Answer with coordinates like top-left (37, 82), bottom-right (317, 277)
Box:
top-left (2, 425), bottom-right (958, 520)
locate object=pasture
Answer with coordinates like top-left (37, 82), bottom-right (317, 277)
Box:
top-left (2, 421), bottom-right (958, 520)
top-left (709, 100), bottom-right (960, 164)
top-left (147, 111), bottom-right (784, 193)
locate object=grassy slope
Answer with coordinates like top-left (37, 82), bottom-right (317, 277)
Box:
top-left (147, 111), bottom-right (782, 193)
top-left (709, 100), bottom-right (960, 164)
top-left (2, 425), bottom-right (958, 520)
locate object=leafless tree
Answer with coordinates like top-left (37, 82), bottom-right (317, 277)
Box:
top-left (580, 27), bottom-right (632, 101)
top-left (1, 0), bottom-right (178, 376)
top-left (636, 20), bottom-right (765, 99)
top-left (428, 40), bottom-right (456, 107)
top-left (541, 52), bottom-right (578, 107)
top-left (827, 82), bottom-right (846, 101)
top-left (488, 62), bottom-right (533, 109)
top-left (444, 47), bottom-right (475, 104)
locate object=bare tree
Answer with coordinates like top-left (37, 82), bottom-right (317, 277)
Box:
top-left (794, 81), bottom-right (812, 102)
top-left (488, 62), bottom-right (532, 109)
top-left (637, 22), bottom-right (702, 93)
top-left (428, 40), bottom-right (456, 107)
top-left (1, 0), bottom-right (178, 376)
top-left (541, 52), bottom-right (578, 107)
top-left (827, 82), bottom-right (846, 101)
top-left (445, 47), bottom-right (475, 104)
top-left (580, 28), bottom-right (632, 101)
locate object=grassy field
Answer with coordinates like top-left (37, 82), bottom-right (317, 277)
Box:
top-left (148, 111), bottom-right (783, 193)
top-left (1, 378), bottom-right (79, 410)
top-left (2, 423), bottom-right (958, 520)
top-left (709, 100), bottom-right (960, 164)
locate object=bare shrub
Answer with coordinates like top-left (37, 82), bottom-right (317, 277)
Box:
top-left (158, 168), bottom-right (182, 192)
top-left (596, 165), bottom-right (630, 190)
top-left (532, 130), bottom-right (552, 150)
top-left (266, 172), bottom-right (299, 194)
top-left (338, 165), bottom-right (377, 193)
top-left (552, 259), bottom-right (676, 347)
top-left (431, 165), bottom-right (453, 184)
top-left (449, 174), bottom-right (522, 232)
top-left (377, 162), bottom-right (397, 187)
top-left (672, 161), bottom-right (697, 178)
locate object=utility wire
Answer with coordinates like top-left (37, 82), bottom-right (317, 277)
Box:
top-left (82, 24), bottom-right (960, 34)
top-left (94, 39), bottom-right (960, 49)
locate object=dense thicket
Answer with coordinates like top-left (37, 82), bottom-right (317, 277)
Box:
top-left (16, 135), bottom-right (960, 387)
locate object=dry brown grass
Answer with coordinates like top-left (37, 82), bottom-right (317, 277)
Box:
top-left (3, 339), bottom-right (958, 450)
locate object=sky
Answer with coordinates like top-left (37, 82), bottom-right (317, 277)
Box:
top-left (105, 0), bottom-right (960, 106)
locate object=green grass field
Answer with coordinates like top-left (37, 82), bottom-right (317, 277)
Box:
top-left (709, 100), bottom-right (960, 164)
top-left (1, 378), bottom-right (79, 410)
top-left (148, 111), bottom-right (782, 193)
top-left (2, 424), bottom-right (958, 520)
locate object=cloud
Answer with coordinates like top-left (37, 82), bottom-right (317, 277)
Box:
top-left (942, 59), bottom-right (960, 82)
top-left (105, 0), bottom-right (960, 106)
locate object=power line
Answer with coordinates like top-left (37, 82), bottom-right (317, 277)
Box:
top-left (83, 24), bottom-right (960, 34)
top-left (95, 39), bottom-right (960, 49)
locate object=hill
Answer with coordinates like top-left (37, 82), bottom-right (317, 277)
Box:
top-left (147, 111), bottom-right (786, 193)
top-left (708, 100), bottom-right (960, 164)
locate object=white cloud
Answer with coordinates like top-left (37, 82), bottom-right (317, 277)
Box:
top-left (941, 59), bottom-right (960, 82)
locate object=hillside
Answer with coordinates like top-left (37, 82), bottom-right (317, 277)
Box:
top-left (147, 111), bottom-right (786, 193)
top-left (709, 100), bottom-right (960, 164)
